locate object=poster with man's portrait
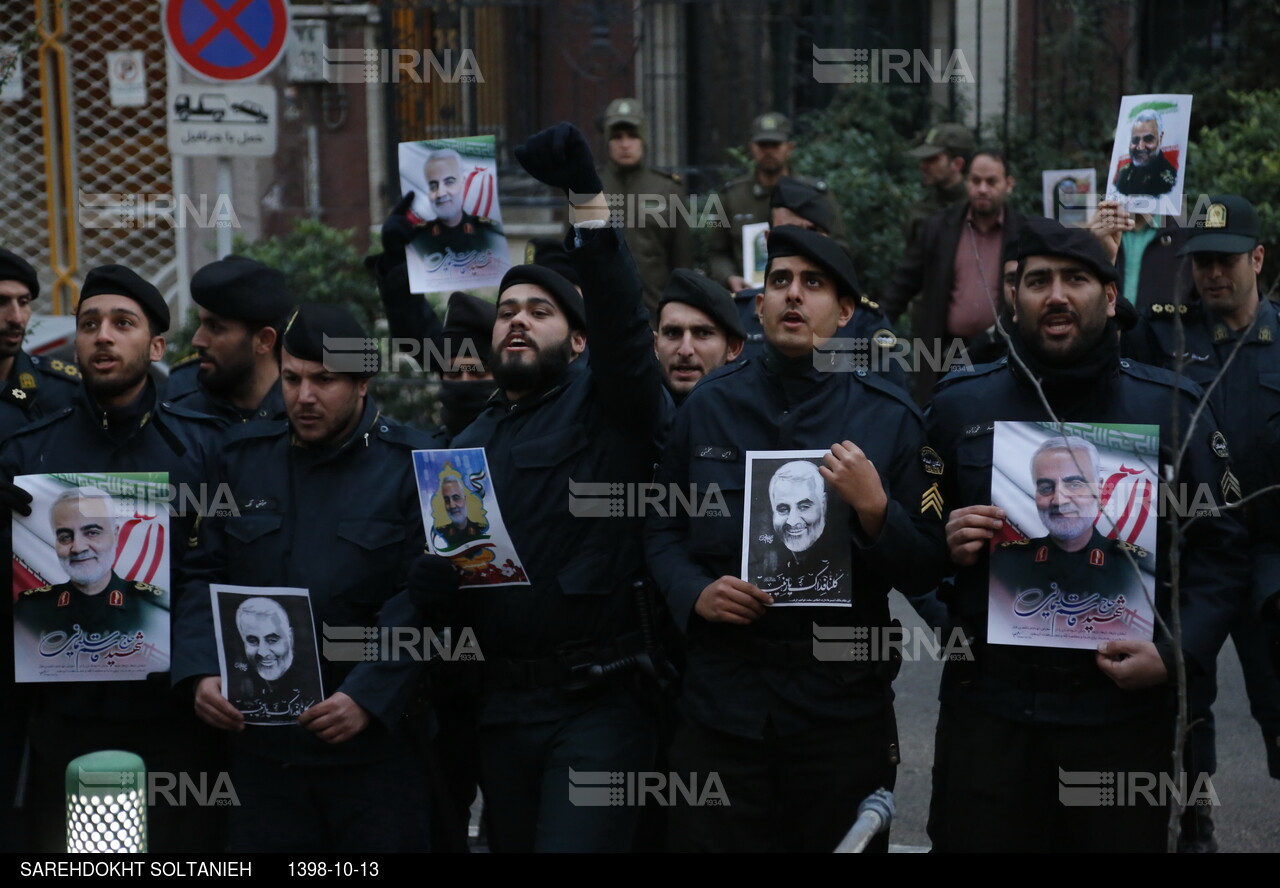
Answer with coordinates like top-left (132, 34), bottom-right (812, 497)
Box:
top-left (741, 221), bottom-right (769, 288)
top-left (1041, 168), bottom-right (1096, 226)
top-left (11, 472), bottom-right (170, 682)
top-left (211, 584), bottom-right (324, 726)
top-left (740, 450), bottom-right (852, 607)
top-left (1104, 94), bottom-right (1193, 218)
top-left (987, 421), bottom-right (1160, 650)
top-left (398, 135), bottom-right (511, 294)
top-left (414, 447), bottom-right (530, 588)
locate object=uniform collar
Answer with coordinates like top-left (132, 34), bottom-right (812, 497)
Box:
top-left (2, 350), bottom-right (39, 405)
top-left (290, 395), bottom-right (382, 458)
top-left (80, 376), bottom-right (157, 434)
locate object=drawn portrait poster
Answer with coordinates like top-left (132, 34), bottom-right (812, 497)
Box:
top-left (742, 221), bottom-right (769, 288)
top-left (414, 447), bottom-right (530, 588)
top-left (987, 422), bottom-right (1160, 650)
top-left (740, 450), bottom-right (852, 607)
top-left (11, 472), bottom-right (170, 682)
top-left (1041, 168), bottom-right (1096, 226)
top-left (211, 585), bottom-right (323, 726)
top-left (1104, 94), bottom-right (1193, 218)
top-left (398, 135), bottom-right (511, 294)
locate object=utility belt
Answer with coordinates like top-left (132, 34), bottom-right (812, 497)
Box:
top-left (482, 634), bottom-right (651, 696)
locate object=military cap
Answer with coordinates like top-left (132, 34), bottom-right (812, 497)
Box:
top-left (190, 256), bottom-right (292, 322)
top-left (0, 248), bottom-right (39, 300)
top-left (658, 269), bottom-right (746, 341)
top-left (442, 291), bottom-right (496, 364)
top-left (1179, 195), bottom-right (1260, 255)
top-left (283, 303), bottom-right (378, 377)
top-left (766, 225), bottom-right (860, 299)
top-left (751, 112), bottom-right (792, 143)
top-left (80, 264), bottom-right (169, 331)
top-left (498, 264), bottom-right (586, 332)
top-left (770, 177), bottom-right (836, 234)
top-left (1015, 217), bottom-right (1118, 284)
top-left (604, 98), bottom-right (645, 137)
top-left (908, 123), bottom-right (975, 160)
top-left (523, 236), bottom-right (582, 288)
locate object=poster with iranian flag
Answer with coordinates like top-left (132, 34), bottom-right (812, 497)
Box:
top-left (398, 134), bottom-right (511, 294)
top-left (986, 422), bottom-right (1159, 650)
top-left (11, 472), bottom-right (170, 682)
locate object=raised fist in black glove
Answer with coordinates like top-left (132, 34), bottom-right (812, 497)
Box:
top-left (0, 480), bottom-right (32, 517)
top-left (514, 123), bottom-right (603, 202)
top-left (408, 553), bottom-right (462, 623)
top-left (380, 192), bottom-right (418, 261)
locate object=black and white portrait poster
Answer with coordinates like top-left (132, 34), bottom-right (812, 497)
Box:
top-left (1104, 93), bottom-right (1192, 218)
top-left (740, 450), bottom-right (852, 607)
top-left (11, 472), bottom-right (170, 683)
top-left (988, 421), bottom-right (1159, 650)
top-left (398, 135), bottom-right (511, 294)
top-left (414, 447), bottom-right (530, 588)
top-left (211, 584), bottom-right (324, 726)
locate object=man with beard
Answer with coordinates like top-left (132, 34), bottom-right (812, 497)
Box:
top-left (654, 268), bottom-right (744, 404)
top-left (432, 474), bottom-right (489, 549)
top-left (708, 112), bottom-right (845, 293)
top-left (410, 149), bottom-right (507, 263)
top-left (17, 486), bottom-right (165, 639)
top-left (597, 98), bottom-right (692, 317)
top-left (228, 597), bottom-right (319, 721)
top-left (0, 264), bottom-right (225, 852)
top-left (167, 256), bottom-right (291, 422)
top-left (439, 123), bottom-right (671, 852)
top-left (924, 217), bottom-right (1247, 852)
top-left (646, 226), bottom-right (947, 853)
top-left (175, 303), bottom-right (434, 852)
top-left (0, 248), bottom-right (81, 437)
top-left (1114, 110), bottom-right (1178, 198)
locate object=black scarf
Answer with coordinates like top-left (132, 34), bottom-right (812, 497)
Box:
top-left (1007, 319), bottom-right (1120, 408)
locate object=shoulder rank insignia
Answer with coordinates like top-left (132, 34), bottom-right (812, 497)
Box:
top-left (920, 446), bottom-right (944, 476)
top-left (998, 539), bottom-right (1029, 548)
top-left (134, 581), bottom-right (163, 596)
top-left (920, 482), bottom-right (943, 518)
top-left (23, 584), bottom-right (52, 596)
top-left (1116, 540), bottom-right (1149, 559)
top-left (873, 328), bottom-right (897, 349)
top-left (1211, 431), bottom-right (1229, 459)
top-left (109, 589), bottom-right (124, 607)
top-left (1221, 466), bottom-right (1242, 503)
top-left (10, 388), bottom-right (25, 400)
top-left (18, 372), bottom-right (35, 389)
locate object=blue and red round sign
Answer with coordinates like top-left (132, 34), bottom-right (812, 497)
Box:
top-left (163, 0), bottom-right (291, 83)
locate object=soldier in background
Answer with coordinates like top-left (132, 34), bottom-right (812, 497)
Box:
top-left (0, 248), bottom-right (79, 438)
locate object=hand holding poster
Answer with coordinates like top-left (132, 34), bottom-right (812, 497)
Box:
top-left (211, 585), bottom-right (324, 726)
top-left (414, 447), bottom-right (529, 588)
top-left (399, 135), bottom-right (511, 294)
top-left (11, 473), bottom-right (170, 682)
top-left (741, 451), bottom-right (853, 606)
top-left (987, 422), bottom-right (1159, 650)
top-left (1105, 94), bottom-right (1192, 218)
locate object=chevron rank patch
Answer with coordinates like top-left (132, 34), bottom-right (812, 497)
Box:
top-left (920, 482), bottom-right (943, 518)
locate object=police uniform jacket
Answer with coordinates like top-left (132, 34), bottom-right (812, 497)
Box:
top-left (0, 381), bottom-right (225, 719)
top-left (600, 161), bottom-right (693, 317)
top-left (1126, 295), bottom-right (1280, 622)
top-left (645, 345), bottom-right (948, 738)
top-left (452, 226), bottom-right (674, 727)
top-left (925, 354), bottom-right (1249, 724)
top-left (0, 350), bottom-right (80, 442)
top-left (166, 362), bottom-right (287, 423)
top-left (172, 398), bottom-right (433, 766)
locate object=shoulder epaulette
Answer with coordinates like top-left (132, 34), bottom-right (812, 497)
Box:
top-left (1115, 540), bottom-right (1149, 559)
top-left (1117, 357), bottom-right (1205, 399)
top-left (859, 296), bottom-right (882, 311)
top-left (133, 581), bottom-right (164, 596)
top-left (3, 405), bottom-right (75, 439)
top-left (691, 358), bottom-right (751, 394)
top-left (998, 539), bottom-right (1030, 548)
top-left (377, 419), bottom-right (440, 449)
top-left (33, 355), bottom-right (81, 383)
top-left (21, 584), bottom-right (53, 596)
top-left (170, 354), bottom-right (201, 372)
top-left (854, 368), bottom-right (922, 416)
top-left (934, 358), bottom-right (1007, 391)
top-left (225, 419), bottom-right (290, 446)
top-left (159, 401), bottom-right (231, 427)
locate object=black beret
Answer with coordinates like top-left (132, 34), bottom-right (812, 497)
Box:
top-left (282, 303), bottom-right (378, 377)
top-left (1015, 217), bottom-right (1118, 283)
top-left (80, 264), bottom-right (169, 331)
top-left (658, 269), bottom-right (746, 340)
top-left (523, 236), bottom-right (582, 288)
top-left (190, 256), bottom-right (292, 322)
top-left (498, 264), bottom-right (586, 332)
top-left (0, 248), bottom-right (39, 299)
top-left (765, 225), bottom-right (861, 299)
top-left (769, 178), bottom-right (836, 234)
top-left (441, 291), bottom-right (496, 364)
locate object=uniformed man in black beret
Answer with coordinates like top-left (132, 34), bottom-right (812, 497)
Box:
top-left (435, 290), bottom-right (497, 442)
top-left (168, 255), bottom-right (292, 422)
top-left (175, 302), bottom-right (436, 852)
top-left (0, 247), bottom-right (80, 438)
top-left (646, 225), bottom-right (947, 852)
top-left (654, 269), bottom-right (744, 403)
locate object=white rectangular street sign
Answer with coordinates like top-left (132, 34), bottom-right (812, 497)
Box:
top-left (167, 84), bottom-right (277, 156)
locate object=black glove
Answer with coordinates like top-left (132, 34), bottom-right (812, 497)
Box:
top-left (380, 192), bottom-right (418, 260)
top-left (0, 480), bottom-right (32, 517)
top-left (514, 123), bottom-right (603, 201)
top-left (408, 553), bottom-right (462, 621)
